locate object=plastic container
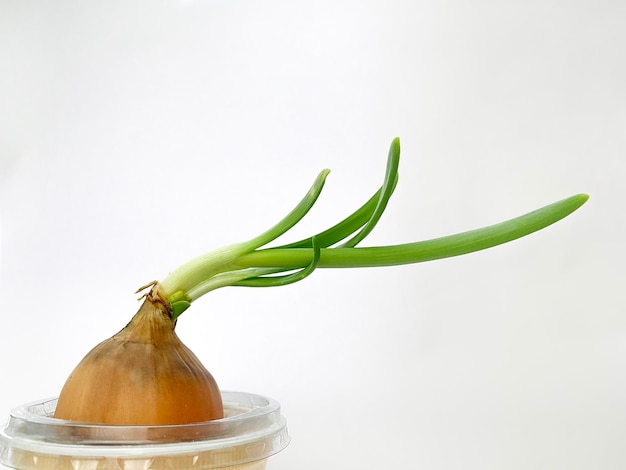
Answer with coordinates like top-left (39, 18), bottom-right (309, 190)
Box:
top-left (0, 391), bottom-right (289, 469)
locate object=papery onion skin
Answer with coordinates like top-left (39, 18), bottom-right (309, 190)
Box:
top-left (54, 286), bottom-right (224, 425)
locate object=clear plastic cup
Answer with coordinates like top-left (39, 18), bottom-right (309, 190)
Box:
top-left (0, 391), bottom-right (289, 469)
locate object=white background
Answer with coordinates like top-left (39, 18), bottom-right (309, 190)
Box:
top-left (1, 1), bottom-right (625, 469)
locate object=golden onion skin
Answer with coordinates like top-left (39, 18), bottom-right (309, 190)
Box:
top-left (54, 288), bottom-right (224, 425)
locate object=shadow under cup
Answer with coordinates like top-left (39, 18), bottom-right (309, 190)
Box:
top-left (0, 391), bottom-right (289, 469)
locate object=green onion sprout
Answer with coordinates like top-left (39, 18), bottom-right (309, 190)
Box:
top-left (157, 137), bottom-right (588, 318)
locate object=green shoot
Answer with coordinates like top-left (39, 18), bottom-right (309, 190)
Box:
top-left (158, 137), bottom-right (588, 318)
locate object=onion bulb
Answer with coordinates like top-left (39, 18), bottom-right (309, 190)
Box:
top-left (54, 283), bottom-right (223, 425)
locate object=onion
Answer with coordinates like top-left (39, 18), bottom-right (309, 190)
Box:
top-left (51, 138), bottom-right (587, 426)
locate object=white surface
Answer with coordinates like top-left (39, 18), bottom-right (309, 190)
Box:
top-left (1, 1), bottom-right (624, 469)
